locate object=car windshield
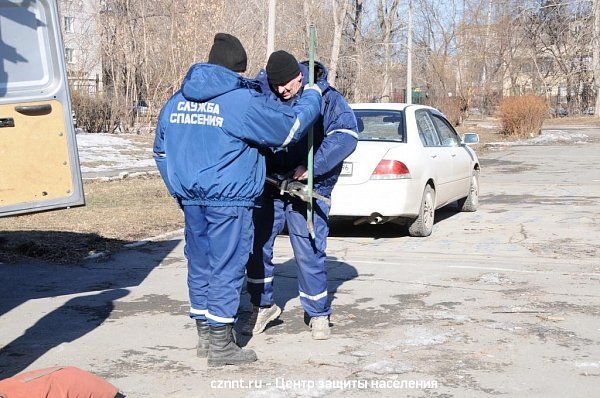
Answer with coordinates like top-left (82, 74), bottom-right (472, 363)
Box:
top-left (353, 109), bottom-right (405, 142)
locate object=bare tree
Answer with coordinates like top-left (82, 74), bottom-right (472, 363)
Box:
top-left (594, 0), bottom-right (600, 116)
top-left (377, 0), bottom-right (402, 102)
top-left (329, 0), bottom-right (350, 86)
top-left (61, 0), bottom-right (600, 133)
top-left (350, 0), bottom-right (365, 101)
top-left (520, 1), bottom-right (594, 112)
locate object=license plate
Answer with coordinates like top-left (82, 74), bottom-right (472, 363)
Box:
top-left (341, 162), bottom-right (353, 176)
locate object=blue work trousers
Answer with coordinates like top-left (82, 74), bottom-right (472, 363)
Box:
top-left (246, 191), bottom-right (331, 317)
top-left (184, 205), bottom-right (254, 326)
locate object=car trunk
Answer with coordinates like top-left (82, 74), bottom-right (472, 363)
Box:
top-left (336, 141), bottom-right (405, 185)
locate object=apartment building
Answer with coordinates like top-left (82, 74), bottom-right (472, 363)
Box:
top-left (57, 0), bottom-right (103, 93)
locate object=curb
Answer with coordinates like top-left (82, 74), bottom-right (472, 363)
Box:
top-left (83, 170), bottom-right (159, 182)
top-left (122, 228), bottom-right (185, 248)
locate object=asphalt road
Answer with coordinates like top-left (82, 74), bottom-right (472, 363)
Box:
top-left (1, 126), bottom-right (599, 397)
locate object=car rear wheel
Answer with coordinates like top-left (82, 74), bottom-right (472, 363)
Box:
top-left (408, 185), bottom-right (435, 237)
top-left (458, 169), bottom-right (479, 212)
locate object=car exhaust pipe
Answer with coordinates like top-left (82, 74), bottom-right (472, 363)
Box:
top-left (354, 213), bottom-right (385, 225)
top-left (372, 215), bottom-right (384, 224)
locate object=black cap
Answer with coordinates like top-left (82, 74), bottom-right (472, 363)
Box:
top-left (208, 33), bottom-right (247, 72)
top-left (266, 50), bottom-right (301, 86)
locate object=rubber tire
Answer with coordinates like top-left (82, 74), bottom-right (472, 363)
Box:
top-left (408, 185), bottom-right (435, 237)
top-left (458, 169), bottom-right (479, 212)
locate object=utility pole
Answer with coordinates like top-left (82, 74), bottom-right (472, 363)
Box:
top-left (481, 0), bottom-right (492, 90)
top-left (406, 0), bottom-right (413, 104)
top-left (267, 0), bottom-right (276, 61)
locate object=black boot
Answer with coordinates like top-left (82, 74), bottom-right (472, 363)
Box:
top-left (196, 320), bottom-right (209, 358)
top-left (207, 324), bottom-right (258, 367)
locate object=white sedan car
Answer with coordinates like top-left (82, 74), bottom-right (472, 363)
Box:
top-left (330, 103), bottom-right (480, 237)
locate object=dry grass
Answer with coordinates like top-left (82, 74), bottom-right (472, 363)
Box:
top-left (456, 120), bottom-right (502, 142)
top-left (0, 175), bottom-right (183, 264)
top-left (455, 117), bottom-right (506, 154)
top-left (499, 95), bottom-right (548, 137)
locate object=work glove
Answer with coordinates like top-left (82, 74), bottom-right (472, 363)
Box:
top-left (305, 79), bottom-right (329, 94)
top-left (304, 79), bottom-right (328, 95)
top-left (304, 84), bottom-right (323, 96)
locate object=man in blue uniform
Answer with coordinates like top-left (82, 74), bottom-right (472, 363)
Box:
top-left (244, 51), bottom-right (358, 340)
top-left (154, 35), bottom-right (322, 366)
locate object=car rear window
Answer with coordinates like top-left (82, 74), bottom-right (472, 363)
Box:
top-left (353, 110), bottom-right (405, 142)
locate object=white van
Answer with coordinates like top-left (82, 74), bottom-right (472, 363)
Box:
top-left (0, 0), bottom-right (84, 216)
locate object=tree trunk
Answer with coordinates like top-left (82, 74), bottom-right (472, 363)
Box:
top-left (303, 0), bottom-right (313, 53)
top-left (594, 0), bottom-right (600, 116)
top-left (377, 0), bottom-right (399, 102)
top-left (329, 0), bottom-right (349, 87)
top-left (352, 0), bottom-right (363, 101)
top-left (382, 34), bottom-right (391, 102)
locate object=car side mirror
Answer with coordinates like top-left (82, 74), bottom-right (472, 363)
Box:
top-left (462, 133), bottom-right (479, 145)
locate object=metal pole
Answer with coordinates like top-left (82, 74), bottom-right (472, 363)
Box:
top-left (307, 25), bottom-right (316, 239)
top-left (267, 0), bottom-right (276, 60)
top-left (406, 0), bottom-right (413, 104)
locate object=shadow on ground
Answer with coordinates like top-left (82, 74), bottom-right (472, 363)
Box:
top-left (328, 203), bottom-right (463, 238)
top-left (0, 230), bottom-right (128, 264)
top-left (237, 256), bottom-right (359, 344)
top-left (0, 231), bottom-right (179, 378)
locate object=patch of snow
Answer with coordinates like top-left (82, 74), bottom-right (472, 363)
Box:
top-left (123, 241), bottom-right (149, 248)
top-left (487, 130), bottom-right (589, 147)
top-left (85, 251), bottom-right (107, 260)
top-left (479, 272), bottom-right (511, 285)
top-left (84, 170), bottom-right (159, 181)
top-left (363, 360), bottom-right (413, 375)
top-left (401, 327), bottom-right (453, 346)
top-left (246, 389), bottom-right (287, 398)
top-left (576, 362), bottom-right (600, 368)
top-left (485, 321), bottom-right (522, 333)
top-left (76, 133), bottom-right (154, 173)
top-left (129, 171), bottom-right (157, 178)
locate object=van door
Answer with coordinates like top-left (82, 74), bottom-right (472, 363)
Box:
top-left (0, 0), bottom-right (84, 217)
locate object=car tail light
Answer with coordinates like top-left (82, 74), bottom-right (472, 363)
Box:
top-left (370, 160), bottom-right (411, 179)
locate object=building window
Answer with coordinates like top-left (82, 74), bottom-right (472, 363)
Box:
top-left (65, 48), bottom-right (74, 64)
top-left (64, 16), bottom-right (74, 33)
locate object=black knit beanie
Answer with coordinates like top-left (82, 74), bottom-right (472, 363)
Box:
top-left (266, 50), bottom-right (301, 86)
top-left (208, 33), bottom-right (247, 72)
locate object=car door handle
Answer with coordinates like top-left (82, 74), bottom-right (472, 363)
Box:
top-left (451, 153), bottom-right (457, 157)
top-left (0, 118), bottom-right (15, 128)
top-left (430, 154), bottom-right (437, 158)
top-left (15, 104), bottom-right (52, 116)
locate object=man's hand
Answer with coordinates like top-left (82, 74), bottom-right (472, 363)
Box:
top-left (293, 165), bottom-right (308, 180)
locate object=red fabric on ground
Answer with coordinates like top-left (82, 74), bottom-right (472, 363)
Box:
top-left (0, 366), bottom-right (118, 398)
